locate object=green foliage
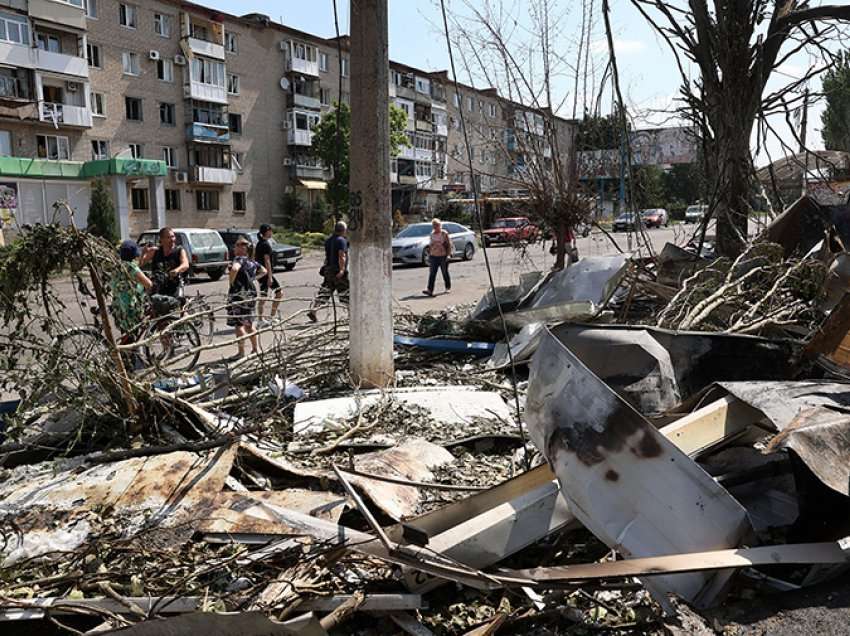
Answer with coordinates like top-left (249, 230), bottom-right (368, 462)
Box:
top-left (87, 179), bottom-right (118, 244)
top-left (632, 165), bottom-right (666, 209)
top-left (273, 229), bottom-right (326, 249)
top-left (822, 51), bottom-right (850, 152)
top-left (311, 101), bottom-right (410, 214)
top-left (662, 162), bottom-right (706, 210)
top-left (575, 110), bottom-right (627, 151)
top-left (279, 191), bottom-right (304, 230)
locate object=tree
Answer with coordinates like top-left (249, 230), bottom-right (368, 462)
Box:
top-left (630, 0), bottom-right (850, 256)
top-left (822, 51), bottom-right (850, 153)
top-left (662, 162), bottom-right (706, 210)
top-left (87, 179), bottom-right (118, 243)
top-left (311, 101), bottom-right (409, 217)
top-left (632, 165), bottom-right (666, 209)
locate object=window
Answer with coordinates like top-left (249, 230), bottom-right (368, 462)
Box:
top-left (154, 13), bottom-right (171, 37)
top-left (227, 74), bottom-right (239, 95)
top-left (131, 188), bottom-right (148, 210)
top-left (91, 92), bottom-right (105, 116)
top-left (192, 101), bottom-right (226, 126)
top-left (478, 99), bottom-right (484, 113)
top-left (319, 51), bottom-right (328, 72)
top-left (196, 190), bottom-right (219, 211)
top-left (0, 130), bottom-right (10, 156)
top-left (233, 192), bottom-right (246, 211)
top-left (122, 51), bottom-right (139, 76)
top-left (415, 77), bottom-right (430, 94)
top-left (36, 33), bottom-right (61, 53)
top-left (56, 0), bottom-right (83, 6)
top-left (228, 113), bottom-right (242, 134)
top-left (128, 143), bottom-right (142, 159)
top-left (156, 59), bottom-right (173, 82)
top-left (341, 56), bottom-right (349, 77)
top-left (159, 102), bottom-right (175, 125)
top-left (165, 189), bottom-right (180, 211)
top-left (119, 3), bottom-right (137, 28)
top-left (341, 91), bottom-right (350, 105)
top-left (320, 87), bottom-right (331, 106)
top-left (225, 31), bottom-right (237, 53)
top-left (190, 58), bottom-right (225, 87)
top-left (0, 13), bottom-right (29, 46)
top-left (37, 135), bottom-right (70, 160)
top-left (488, 103), bottom-right (497, 117)
top-left (161, 146), bottom-right (176, 168)
top-left (467, 96), bottom-right (474, 112)
top-left (125, 96), bottom-right (142, 121)
top-left (86, 43), bottom-right (101, 68)
top-left (231, 152), bottom-right (244, 171)
top-left (452, 93), bottom-right (460, 108)
top-left (85, 0), bottom-right (97, 19)
top-left (91, 140), bottom-right (108, 160)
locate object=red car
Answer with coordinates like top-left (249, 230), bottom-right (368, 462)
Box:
top-left (482, 217), bottom-right (540, 246)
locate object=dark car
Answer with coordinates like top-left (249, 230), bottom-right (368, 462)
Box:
top-left (219, 229), bottom-right (302, 271)
top-left (612, 213), bottom-right (643, 232)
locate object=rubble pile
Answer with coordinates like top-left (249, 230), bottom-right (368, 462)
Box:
top-left (4, 198), bottom-right (850, 634)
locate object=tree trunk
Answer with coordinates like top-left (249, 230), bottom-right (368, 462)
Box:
top-left (553, 219), bottom-right (566, 270)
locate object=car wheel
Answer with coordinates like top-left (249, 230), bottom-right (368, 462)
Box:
top-left (207, 268), bottom-right (224, 282)
top-left (421, 247), bottom-right (430, 266)
top-left (284, 263), bottom-right (296, 272)
top-left (463, 243), bottom-right (475, 261)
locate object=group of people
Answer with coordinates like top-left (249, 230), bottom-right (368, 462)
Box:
top-left (110, 222), bottom-right (351, 359)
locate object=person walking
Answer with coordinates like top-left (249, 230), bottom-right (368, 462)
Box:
top-left (255, 224), bottom-right (283, 326)
top-left (306, 221), bottom-right (349, 323)
top-left (423, 218), bottom-right (452, 296)
top-left (226, 237), bottom-right (266, 358)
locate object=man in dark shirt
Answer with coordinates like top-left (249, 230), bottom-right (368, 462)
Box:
top-left (140, 227), bottom-right (189, 299)
top-left (255, 224), bottom-right (283, 326)
top-left (307, 221), bottom-right (349, 322)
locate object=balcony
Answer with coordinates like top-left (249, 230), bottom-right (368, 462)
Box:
top-left (0, 75), bottom-right (31, 103)
top-left (192, 165), bottom-right (235, 184)
top-left (35, 49), bottom-right (89, 78)
top-left (433, 123), bottom-right (448, 137)
top-left (415, 119), bottom-right (432, 133)
top-left (288, 129), bottom-right (313, 146)
top-left (396, 84), bottom-right (416, 101)
top-left (292, 93), bottom-right (321, 110)
top-left (187, 37), bottom-right (225, 61)
top-left (40, 102), bottom-right (91, 127)
top-left (289, 164), bottom-right (329, 180)
top-left (187, 122), bottom-right (230, 144)
top-left (185, 81), bottom-right (227, 105)
top-left (29, 0), bottom-right (86, 30)
top-left (398, 174), bottom-right (417, 185)
top-left (287, 57), bottom-right (319, 77)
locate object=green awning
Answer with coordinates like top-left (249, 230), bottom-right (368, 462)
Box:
top-left (0, 156), bottom-right (168, 180)
top-left (82, 158), bottom-right (168, 178)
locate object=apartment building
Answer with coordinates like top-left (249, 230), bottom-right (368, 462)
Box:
top-left (0, 0), bottom-right (573, 239)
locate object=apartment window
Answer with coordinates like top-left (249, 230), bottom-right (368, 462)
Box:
top-left (91, 140), bottom-right (109, 160)
top-left (319, 51), bottom-right (328, 72)
top-left (119, 3), bottom-right (137, 28)
top-left (56, 0), bottom-right (83, 6)
top-left (91, 92), bottom-right (105, 116)
top-left (0, 13), bottom-right (28, 46)
top-left (341, 56), bottom-right (349, 77)
top-left (161, 146), bottom-right (176, 168)
top-left (36, 33), bottom-right (61, 53)
top-left (192, 101), bottom-right (226, 126)
top-left (228, 113), bottom-right (242, 134)
top-left (156, 59), bottom-right (173, 82)
top-left (131, 188), bottom-right (148, 210)
top-left (452, 93), bottom-right (460, 108)
top-left (341, 91), bottom-right (350, 105)
top-left (467, 96), bottom-right (474, 112)
top-left (227, 74), bottom-right (239, 95)
top-left (85, 0), bottom-right (97, 19)
top-left (0, 130), bottom-right (11, 156)
top-left (190, 58), bottom-right (225, 88)
top-left (122, 52), bottom-right (139, 76)
top-left (86, 43), bottom-right (101, 68)
top-left (478, 99), bottom-right (484, 113)
top-left (125, 96), bottom-right (142, 121)
top-left (159, 102), bottom-right (175, 125)
top-left (196, 190), bottom-right (219, 211)
top-left (129, 143), bottom-right (142, 159)
top-left (233, 191), bottom-right (246, 211)
top-left (488, 103), bottom-right (497, 117)
top-left (154, 13), bottom-right (172, 38)
top-left (415, 77), bottom-right (430, 94)
top-left (225, 31), bottom-right (237, 54)
top-left (165, 189), bottom-right (180, 211)
top-left (320, 88), bottom-right (331, 106)
top-left (36, 135), bottom-right (70, 160)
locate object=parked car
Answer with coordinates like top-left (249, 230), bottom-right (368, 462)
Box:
top-left (392, 222), bottom-right (476, 266)
top-left (137, 228), bottom-right (229, 281)
top-left (481, 216), bottom-right (539, 246)
top-left (218, 228), bottom-right (302, 271)
top-left (612, 213), bottom-right (643, 232)
top-left (684, 204), bottom-right (709, 224)
top-left (640, 208), bottom-right (669, 228)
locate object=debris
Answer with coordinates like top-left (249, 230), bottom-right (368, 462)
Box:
top-left (394, 335), bottom-right (496, 357)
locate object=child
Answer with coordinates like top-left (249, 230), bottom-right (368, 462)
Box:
top-left (226, 237), bottom-right (266, 358)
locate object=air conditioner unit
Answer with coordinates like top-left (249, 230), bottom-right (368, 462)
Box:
top-left (283, 158), bottom-right (293, 166)
top-left (281, 120), bottom-right (291, 130)
top-left (174, 54), bottom-right (187, 66)
top-left (65, 81), bottom-right (78, 92)
top-left (279, 40), bottom-right (289, 52)
top-left (175, 172), bottom-right (188, 183)
top-left (149, 50), bottom-right (161, 61)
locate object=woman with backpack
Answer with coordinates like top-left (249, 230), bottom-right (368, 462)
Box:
top-left (227, 237), bottom-right (266, 358)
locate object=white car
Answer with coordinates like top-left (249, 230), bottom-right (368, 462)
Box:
top-left (392, 222), bottom-right (476, 266)
top-left (684, 204), bottom-right (708, 224)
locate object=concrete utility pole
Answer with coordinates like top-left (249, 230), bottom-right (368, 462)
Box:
top-left (349, 0), bottom-right (394, 387)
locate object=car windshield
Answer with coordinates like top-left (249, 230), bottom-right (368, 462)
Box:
top-left (617, 214), bottom-right (634, 221)
top-left (138, 232), bottom-right (159, 246)
top-left (685, 206), bottom-right (702, 215)
top-left (641, 210), bottom-right (656, 216)
top-left (396, 224), bottom-right (432, 238)
top-left (191, 232), bottom-right (225, 249)
top-left (492, 219), bottom-right (519, 228)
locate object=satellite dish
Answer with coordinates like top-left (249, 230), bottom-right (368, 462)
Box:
top-left (279, 77), bottom-right (289, 91)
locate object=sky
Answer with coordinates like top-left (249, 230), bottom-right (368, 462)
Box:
top-left (203, 0), bottom-right (826, 166)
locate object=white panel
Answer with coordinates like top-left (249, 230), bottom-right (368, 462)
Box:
top-left (18, 182), bottom-right (45, 226)
top-left (67, 181), bottom-right (91, 229)
top-left (44, 182), bottom-right (69, 225)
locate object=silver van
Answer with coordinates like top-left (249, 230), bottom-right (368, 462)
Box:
top-left (137, 228), bottom-right (229, 281)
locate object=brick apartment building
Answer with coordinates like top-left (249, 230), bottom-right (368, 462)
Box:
top-left (0, 0), bottom-right (575, 239)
